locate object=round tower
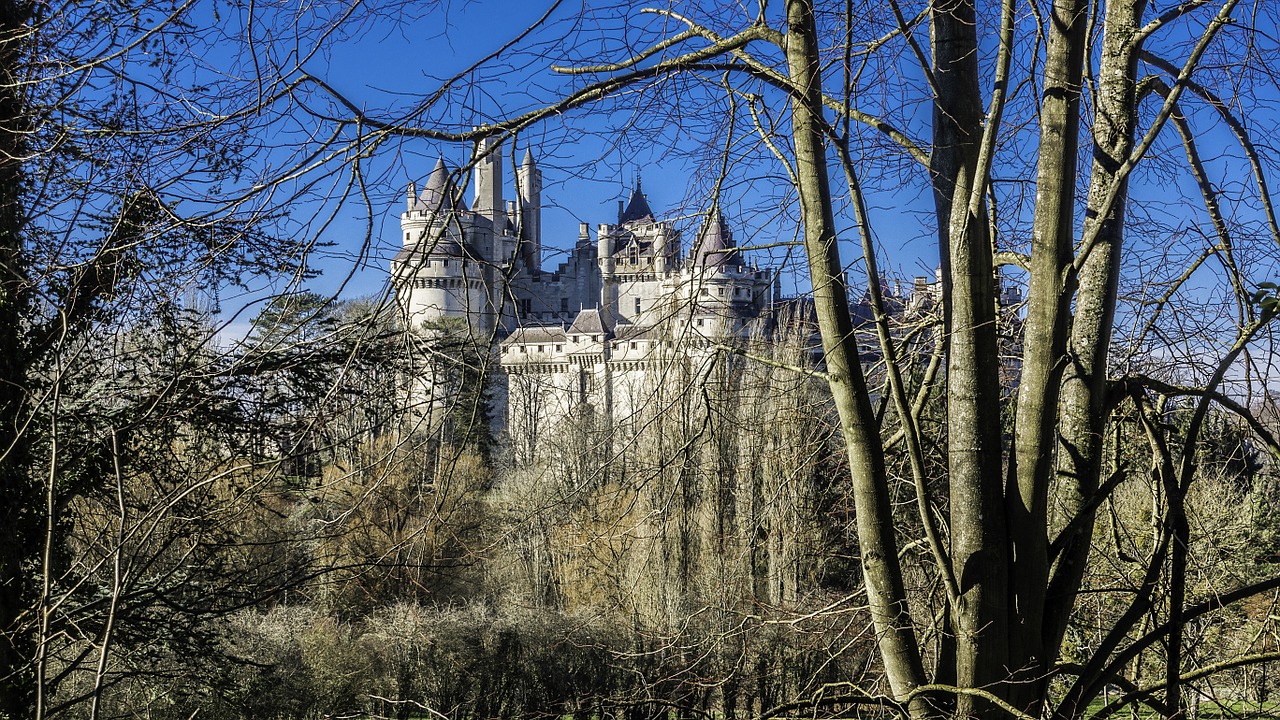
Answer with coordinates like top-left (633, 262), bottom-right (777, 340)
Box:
top-left (393, 159), bottom-right (491, 334)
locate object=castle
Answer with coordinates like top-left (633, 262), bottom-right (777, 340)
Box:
top-left (391, 142), bottom-right (781, 451)
top-left (390, 143), bottom-right (1020, 454)
top-left (391, 140), bottom-right (775, 337)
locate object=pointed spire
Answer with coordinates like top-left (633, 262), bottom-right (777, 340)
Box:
top-left (619, 179), bottom-right (654, 225)
top-left (695, 208), bottom-right (743, 268)
top-left (522, 147), bottom-right (535, 167)
top-left (417, 158), bottom-right (459, 212)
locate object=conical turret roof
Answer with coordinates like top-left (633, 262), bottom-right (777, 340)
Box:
top-left (414, 158), bottom-right (461, 213)
top-left (619, 179), bottom-right (654, 225)
top-left (694, 210), bottom-right (743, 269)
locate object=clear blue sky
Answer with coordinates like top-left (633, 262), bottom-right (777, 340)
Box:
top-left (208, 0), bottom-right (1279, 347)
top-left (210, 0), bottom-right (942, 321)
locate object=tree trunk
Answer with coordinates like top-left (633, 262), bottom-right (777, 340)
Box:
top-left (1047, 0), bottom-right (1149, 660)
top-left (782, 0), bottom-right (929, 715)
top-left (1008, 0), bottom-right (1089, 712)
top-left (930, 0), bottom-right (1010, 714)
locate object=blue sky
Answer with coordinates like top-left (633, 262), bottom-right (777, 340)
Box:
top-left (206, 0), bottom-right (942, 322)
top-left (201, 0), bottom-right (1280, 372)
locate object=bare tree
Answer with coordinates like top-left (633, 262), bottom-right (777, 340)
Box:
top-left (6, 0), bottom-right (1280, 718)
top-left (284, 0), bottom-right (1280, 718)
top-left (0, 1), bottom-right (372, 716)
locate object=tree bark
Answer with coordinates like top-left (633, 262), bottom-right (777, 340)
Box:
top-left (1008, 0), bottom-right (1089, 712)
top-left (930, 0), bottom-right (1010, 714)
top-left (783, 0), bottom-right (928, 715)
top-left (1047, 0), bottom-right (1149, 662)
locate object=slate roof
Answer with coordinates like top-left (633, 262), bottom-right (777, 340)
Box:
top-left (568, 308), bottom-right (608, 335)
top-left (412, 158), bottom-right (461, 213)
top-left (693, 210), bottom-right (744, 269)
top-left (619, 180), bottom-right (655, 225)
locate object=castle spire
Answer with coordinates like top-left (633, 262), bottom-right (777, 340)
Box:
top-left (694, 208), bottom-right (742, 268)
top-left (619, 178), bottom-right (654, 225)
top-left (418, 158), bottom-right (459, 213)
top-left (517, 146), bottom-right (543, 271)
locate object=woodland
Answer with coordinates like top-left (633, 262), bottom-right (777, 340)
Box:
top-left (2, 0), bottom-right (1280, 719)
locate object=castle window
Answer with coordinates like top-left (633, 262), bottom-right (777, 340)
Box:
top-left (555, 345), bottom-right (563, 352)
top-left (634, 298), bottom-right (641, 315)
top-left (697, 318), bottom-right (705, 327)
top-left (718, 288), bottom-right (725, 296)
top-left (537, 345), bottom-right (544, 353)
top-left (405, 232), bottom-right (410, 242)
top-left (630, 342), bottom-right (637, 349)
top-left (442, 259), bottom-right (449, 267)
top-left (561, 298), bottom-right (569, 312)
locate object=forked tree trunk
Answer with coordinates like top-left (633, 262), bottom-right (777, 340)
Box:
top-left (930, 0), bottom-right (1010, 715)
top-left (1048, 0), bottom-right (1149, 667)
top-left (1008, 0), bottom-right (1090, 713)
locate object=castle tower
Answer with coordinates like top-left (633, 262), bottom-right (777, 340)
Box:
top-left (598, 223), bottom-right (618, 329)
top-left (393, 159), bottom-right (491, 336)
top-left (517, 149), bottom-right (542, 271)
top-left (473, 136), bottom-right (504, 234)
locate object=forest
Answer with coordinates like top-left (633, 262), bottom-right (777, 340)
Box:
top-left (3, 0), bottom-right (1280, 719)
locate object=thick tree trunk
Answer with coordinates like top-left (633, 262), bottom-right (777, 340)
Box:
top-left (1047, 0), bottom-right (1149, 662)
top-left (782, 1), bottom-right (928, 715)
top-left (930, 0), bottom-right (1009, 715)
top-left (1008, 0), bottom-right (1089, 712)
